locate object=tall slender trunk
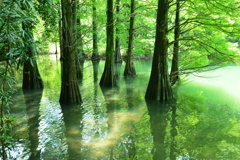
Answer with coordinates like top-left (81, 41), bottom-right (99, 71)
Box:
top-left (145, 0), bottom-right (173, 101)
top-left (170, 0), bottom-right (180, 85)
top-left (73, 0), bottom-right (83, 80)
top-left (99, 0), bottom-right (116, 87)
top-left (59, 0), bottom-right (82, 104)
top-left (124, 0), bottom-right (136, 77)
top-left (91, 0), bottom-right (99, 60)
top-left (77, 18), bottom-right (85, 58)
top-left (114, 0), bottom-right (122, 63)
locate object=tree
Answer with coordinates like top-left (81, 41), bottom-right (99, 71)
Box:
top-left (145, 0), bottom-right (173, 101)
top-left (91, 0), bottom-right (100, 61)
top-left (168, 0), bottom-right (239, 77)
top-left (124, 0), bottom-right (136, 77)
top-left (114, 0), bottom-right (122, 63)
top-left (21, 28), bottom-right (43, 90)
top-left (170, 0), bottom-right (180, 85)
top-left (59, 0), bottom-right (82, 104)
top-left (22, 0), bottom-right (44, 90)
top-left (99, 0), bottom-right (116, 87)
top-left (73, 0), bottom-right (83, 80)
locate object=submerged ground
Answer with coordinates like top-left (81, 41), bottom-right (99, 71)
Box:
top-left (8, 55), bottom-right (240, 159)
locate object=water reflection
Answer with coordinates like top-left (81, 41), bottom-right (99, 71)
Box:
top-left (61, 104), bottom-right (84, 159)
top-left (37, 98), bottom-right (68, 159)
top-left (124, 78), bottom-right (137, 159)
top-left (23, 89), bottom-right (43, 159)
top-left (99, 86), bottom-right (139, 159)
top-left (8, 57), bottom-right (240, 159)
top-left (147, 102), bottom-right (177, 160)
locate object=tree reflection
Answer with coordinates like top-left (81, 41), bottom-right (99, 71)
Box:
top-left (100, 86), bottom-right (118, 159)
top-left (23, 89), bottom-right (43, 159)
top-left (61, 104), bottom-right (84, 159)
top-left (99, 85), bottom-right (137, 159)
top-left (124, 78), bottom-right (137, 159)
top-left (146, 100), bottom-right (178, 160)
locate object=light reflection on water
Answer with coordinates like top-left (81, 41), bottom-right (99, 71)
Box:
top-left (7, 56), bottom-right (240, 159)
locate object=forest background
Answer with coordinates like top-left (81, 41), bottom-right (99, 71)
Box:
top-left (0, 0), bottom-right (240, 158)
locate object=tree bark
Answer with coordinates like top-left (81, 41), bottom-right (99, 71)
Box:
top-left (170, 0), bottom-right (180, 85)
top-left (124, 0), bottom-right (136, 77)
top-left (22, 23), bottom-right (43, 90)
top-left (145, 0), bottom-right (173, 101)
top-left (114, 0), bottom-right (122, 63)
top-left (99, 0), bottom-right (116, 87)
top-left (91, 0), bottom-right (100, 61)
top-left (59, 0), bottom-right (82, 104)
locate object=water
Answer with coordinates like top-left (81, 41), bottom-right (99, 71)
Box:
top-left (6, 55), bottom-right (240, 159)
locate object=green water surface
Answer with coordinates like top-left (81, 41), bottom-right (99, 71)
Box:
top-left (8, 55), bottom-right (240, 160)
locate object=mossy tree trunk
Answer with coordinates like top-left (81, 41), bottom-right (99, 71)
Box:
top-left (170, 0), bottom-right (180, 85)
top-left (124, 0), bottom-right (136, 77)
top-left (145, 0), bottom-right (173, 101)
top-left (114, 0), bottom-right (122, 63)
top-left (59, 0), bottom-right (82, 104)
top-left (91, 0), bottom-right (100, 61)
top-left (99, 0), bottom-right (116, 87)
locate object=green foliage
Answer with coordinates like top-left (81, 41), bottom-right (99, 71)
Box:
top-left (34, 0), bottom-right (60, 53)
top-left (0, 0), bottom-right (40, 158)
top-left (0, 64), bottom-right (16, 159)
top-left (0, 0), bottom-right (39, 67)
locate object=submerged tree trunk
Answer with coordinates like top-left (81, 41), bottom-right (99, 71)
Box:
top-left (114, 0), bottom-right (122, 63)
top-left (59, 0), bottom-right (82, 104)
top-left (170, 0), bottom-right (180, 85)
top-left (124, 0), bottom-right (136, 77)
top-left (91, 0), bottom-right (100, 61)
top-left (99, 0), bottom-right (116, 87)
top-left (145, 0), bottom-right (173, 101)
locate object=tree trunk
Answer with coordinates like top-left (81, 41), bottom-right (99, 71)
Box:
top-left (59, 0), bottom-right (82, 104)
top-left (124, 0), bottom-right (136, 77)
top-left (77, 18), bottom-right (85, 59)
top-left (73, 0), bottom-right (83, 80)
top-left (22, 26), bottom-right (43, 90)
top-left (145, 0), bottom-right (173, 101)
top-left (91, 0), bottom-right (100, 61)
top-left (76, 17), bottom-right (85, 81)
top-left (99, 0), bottom-right (116, 87)
top-left (170, 0), bottom-right (180, 85)
top-left (114, 0), bottom-right (122, 63)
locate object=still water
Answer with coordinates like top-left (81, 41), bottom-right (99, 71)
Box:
top-left (7, 55), bottom-right (240, 159)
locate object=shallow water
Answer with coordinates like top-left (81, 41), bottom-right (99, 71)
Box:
top-left (6, 55), bottom-right (240, 159)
